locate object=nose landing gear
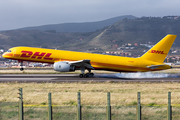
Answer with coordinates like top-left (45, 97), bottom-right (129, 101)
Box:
top-left (19, 61), bottom-right (24, 71)
top-left (20, 68), bottom-right (24, 71)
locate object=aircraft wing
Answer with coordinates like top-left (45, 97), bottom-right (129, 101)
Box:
top-left (147, 64), bottom-right (168, 69)
top-left (68, 59), bottom-right (94, 70)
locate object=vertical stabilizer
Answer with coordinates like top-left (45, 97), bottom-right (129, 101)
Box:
top-left (140, 34), bottom-right (177, 63)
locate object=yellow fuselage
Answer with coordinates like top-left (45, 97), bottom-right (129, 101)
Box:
top-left (2, 46), bottom-right (170, 72)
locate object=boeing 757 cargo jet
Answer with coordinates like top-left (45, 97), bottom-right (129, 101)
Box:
top-left (2, 34), bottom-right (177, 78)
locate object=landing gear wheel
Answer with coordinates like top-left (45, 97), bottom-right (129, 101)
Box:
top-left (87, 73), bottom-right (94, 77)
top-left (90, 73), bottom-right (94, 77)
top-left (79, 74), bottom-right (84, 78)
top-left (19, 60), bottom-right (24, 71)
top-left (84, 74), bottom-right (88, 78)
top-left (78, 73), bottom-right (94, 78)
top-left (20, 68), bottom-right (24, 71)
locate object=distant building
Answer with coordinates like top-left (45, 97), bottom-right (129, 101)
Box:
top-left (134, 43), bottom-right (138, 46)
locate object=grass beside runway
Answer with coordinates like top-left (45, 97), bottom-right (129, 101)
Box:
top-left (0, 82), bottom-right (180, 106)
top-left (3, 104), bottom-right (178, 119)
top-left (1, 81), bottom-right (180, 119)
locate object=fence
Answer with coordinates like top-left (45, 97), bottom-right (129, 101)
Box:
top-left (0, 88), bottom-right (178, 120)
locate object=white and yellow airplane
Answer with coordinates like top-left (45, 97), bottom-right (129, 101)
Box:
top-left (2, 34), bottom-right (177, 78)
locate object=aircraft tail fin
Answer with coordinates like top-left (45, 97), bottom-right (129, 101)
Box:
top-left (140, 34), bottom-right (177, 63)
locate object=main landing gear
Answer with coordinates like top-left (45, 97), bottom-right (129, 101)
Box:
top-left (79, 67), bottom-right (94, 78)
top-left (79, 73), bottom-right (94, 78)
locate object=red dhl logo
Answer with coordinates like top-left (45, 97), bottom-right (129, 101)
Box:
top-left (20, 51), bottom-right (53, 60)
top-left (148, 50), bottom-right (167, 55)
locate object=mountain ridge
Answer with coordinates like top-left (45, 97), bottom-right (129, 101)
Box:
top-left (18, 15), bottom-right (136, 32)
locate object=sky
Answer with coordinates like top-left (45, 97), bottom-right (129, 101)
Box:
top-left (0, 0), bottom-right (180, 31)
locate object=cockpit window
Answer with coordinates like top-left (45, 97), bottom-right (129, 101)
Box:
top-left (7, 50), bottom-right (12, 52)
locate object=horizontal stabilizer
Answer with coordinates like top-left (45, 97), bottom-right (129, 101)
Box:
top-left (147, 64), bottom-right (170, 69)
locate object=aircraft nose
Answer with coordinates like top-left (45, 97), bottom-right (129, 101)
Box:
top-left (2, 52), bottom-right (13, 58)
top-left (2, 53), bottom-right (6, 58)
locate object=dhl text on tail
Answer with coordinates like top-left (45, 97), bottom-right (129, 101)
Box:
top-left (2, 34), bottom-right (177, 78)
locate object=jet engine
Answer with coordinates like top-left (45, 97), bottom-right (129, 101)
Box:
top-left (54, 61), bottom-right (75, 72)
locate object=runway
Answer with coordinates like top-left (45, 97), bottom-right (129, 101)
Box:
top-left (0, 74), bottom-right (180, 82)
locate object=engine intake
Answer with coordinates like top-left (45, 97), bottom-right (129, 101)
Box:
top-left (54, 61), bottom-right (75, 72)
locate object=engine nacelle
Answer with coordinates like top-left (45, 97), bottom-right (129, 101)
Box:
top-left (54, 61), bottom-right (75, 72)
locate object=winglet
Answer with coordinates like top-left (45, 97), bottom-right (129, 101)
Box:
top-left (140, 34), bottom-right (177, 63)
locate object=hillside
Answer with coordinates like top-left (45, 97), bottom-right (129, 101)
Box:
top-left (0, 16), bottom-right (180, 52)
top-left (18, 15), bottom-right (136, 32)
top-left (0, 30), bottom-right (96, 51)
top-left (87, 16), bottom-right (180, 50)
